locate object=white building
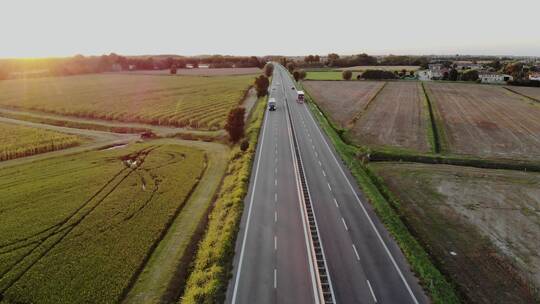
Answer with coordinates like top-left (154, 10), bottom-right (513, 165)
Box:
top-left (427, 64), bottom-right (449, 80)
top-left (416, 70), bottom-right (431, 81)
top-left (529, 73), bottom-right (540, 81)
top-left (478, 71), bottom-right (513, 84)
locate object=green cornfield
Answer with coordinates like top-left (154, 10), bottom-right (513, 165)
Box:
top-left (0, 143), bottom-right (205, 303)
top-left (0, 74), bottom-right (254, 130)
top-left (0, 122), bottom-right (81, 161)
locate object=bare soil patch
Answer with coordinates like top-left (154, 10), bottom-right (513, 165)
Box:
top-left (303, 80), bottom-right (384, 128)
top-left (351, 82), bottom-right (430, 152)
top-left (372, 162), bottom-right (540, 303)
top-left (425, 82), bottom-right (540, 160)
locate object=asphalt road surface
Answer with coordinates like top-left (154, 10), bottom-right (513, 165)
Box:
top-left (226, 64), bottom-right (429, 304)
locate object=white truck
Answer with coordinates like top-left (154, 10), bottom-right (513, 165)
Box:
top-left (268, 98), bottom-right (276, 111)
top-left (297, 91), bottom-right (305, 103)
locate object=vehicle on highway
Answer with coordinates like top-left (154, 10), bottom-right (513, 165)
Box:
top-left (297, 90), bottom-right (305, 103)
top-left (268, 98), bottom-right (276, 111)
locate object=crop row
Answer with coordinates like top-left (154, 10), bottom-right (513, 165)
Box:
top-left (0, 74), bottom-right (255, 130)
top-left (0, 122), bottom-right (82, 161)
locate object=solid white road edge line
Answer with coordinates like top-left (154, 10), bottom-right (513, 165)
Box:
top-left (230, 97), bottom-right (270, 303)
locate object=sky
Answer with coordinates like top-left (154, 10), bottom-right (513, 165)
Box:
top-left (1, 0), bottom-right (539, 58)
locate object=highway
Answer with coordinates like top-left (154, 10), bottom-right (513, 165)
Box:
top-left (226, 64), bottom-right (428, 304)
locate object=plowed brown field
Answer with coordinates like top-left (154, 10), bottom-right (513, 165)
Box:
top-left (303, 80), bottom-right (384, 128)
top-left (350, 82), bottom-right (430, 152)
top-left (372, 162), bottom-right (540, 304)
top-left (425, 83), bottom-right (540, 160)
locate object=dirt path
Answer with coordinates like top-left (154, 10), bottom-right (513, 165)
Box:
top-left (121, 138), bottom-right (229, 304)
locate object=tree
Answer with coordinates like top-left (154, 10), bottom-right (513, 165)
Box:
top-left (327, 53), bottom-right (340, 66)
top-left (286, 62), bottom-right (295, 73)
top-left (263, 63), bottom-right (274, 77)
top-left (449, 68), bottom-right (458, 81)
top-left (461, 69), bottom-right (479, 81)
top-left (225, 107), bottom-right (246, 143)
top-left (170, 64), bottom-right (177, 74)
top-left (304, 55), bottom-right (314, 63)
top-left (360, 70), bottom-right (397, 80)
top-left (254, 75), bottom-right (270, 97)
top-left (488, 60), bottom-right (502, 71)
top-left (293, 70), bottom-right (301, 81)
top-left (299, 69), bottom-right (307, 80)
top-left (342, 70), bottom-right (352, 80)
top-left (442, 71), bottom-right (449, 80)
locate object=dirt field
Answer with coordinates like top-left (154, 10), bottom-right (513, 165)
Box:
top-left (115, 67), bottom-right (261, 76)
top-left (350, 82), bottom-right (431, 152)
top-left (303, 80), bottom-right (385, 128)
top-left (425, 82), bottom-right (540, 160)
top-left (372, 162), bottom-right (540, 303)
top-left (506, 86), bottom-right (540, 101)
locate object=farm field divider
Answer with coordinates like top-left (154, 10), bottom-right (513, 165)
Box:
top-left (420, 82), bottom-right (442, 153)
top-left (503, 86), bottom-right (540, 103)
top-left (348, 81), bottom-right (388, 128)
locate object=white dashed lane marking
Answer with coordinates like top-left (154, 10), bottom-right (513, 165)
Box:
top-left (341, 218), bottom-right (349, 231)
top-left (352, 244), bottom-right (360, 261)
top-left (367, 280), bottom-right (377, 303)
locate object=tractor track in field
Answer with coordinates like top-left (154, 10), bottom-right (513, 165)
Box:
top-left (0, 147), bottom-right (158, 294)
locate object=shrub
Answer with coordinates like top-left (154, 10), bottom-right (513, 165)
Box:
top-left (342, 70), bottom-right (352, 80)
top-left (240, 140), bottom-right (249, 151)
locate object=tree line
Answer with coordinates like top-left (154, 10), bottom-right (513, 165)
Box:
top-left (0, 54), bottom-right (265, 80)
